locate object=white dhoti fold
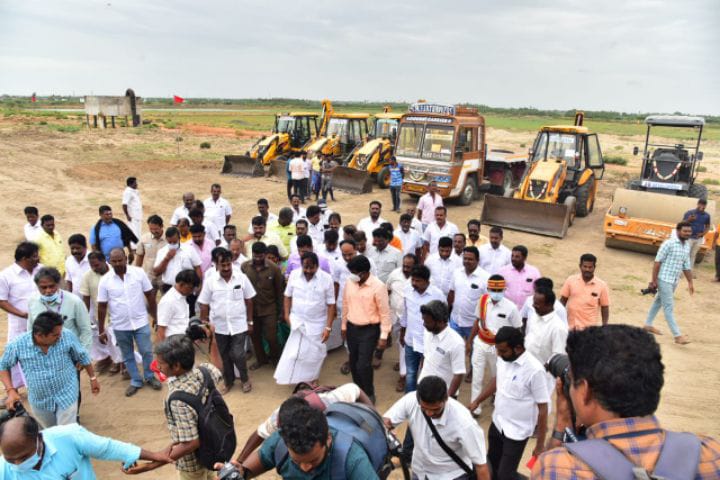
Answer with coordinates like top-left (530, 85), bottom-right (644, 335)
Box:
top-left (129, 218), bottom-right (142, 249)
top-left (274, 323), bottom-right (327, 385)
top-left (91, 326), bottom-right (125, 364)
top-left (7, 318), bottom-right (26, 388)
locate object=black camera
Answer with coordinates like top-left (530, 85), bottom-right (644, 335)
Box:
top-left (217, 462), bottom-right (243, 480)
top-left (185, 317), bottom-right (207, 341)
top-left (0, 402), bottom-right (28, 425)
top-left (546, 354), bottom-right (571, 403)
top-left (640, 284), bottom-right (658, 296)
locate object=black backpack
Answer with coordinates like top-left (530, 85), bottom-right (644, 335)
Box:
top-left (166, 367), bottom-right (237, 469)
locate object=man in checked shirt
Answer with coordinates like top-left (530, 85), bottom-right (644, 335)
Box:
top-left (533, 325), bottom-right (720, 479)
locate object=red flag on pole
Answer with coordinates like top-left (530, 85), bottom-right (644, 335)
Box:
top-left (173, 95), bottom-right (185, 104)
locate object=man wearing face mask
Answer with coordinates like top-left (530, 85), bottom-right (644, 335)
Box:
top-left (0, 416), bottom-right (172, 478)
top-left (153, 227), bottom-right (203, 295)
top-left (341, 255), bottom-right (390, 404)
top-left (0, 311), bottom-right (99, 428)
top-left (468, 275), bottom-right (522, 417)
top-left (469, 326), bottom-right (550, 480)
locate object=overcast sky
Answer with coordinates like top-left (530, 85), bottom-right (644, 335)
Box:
top-left (1, 0), bottom-right (718, 114)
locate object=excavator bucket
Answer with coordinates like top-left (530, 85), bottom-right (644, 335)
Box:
top-left (481, 195), bottom-right (574, 238)
top-left (604, 189), bottom-right (716, 255)
top-left (329, 165), bottom-right (374, 194)
top-left (222, 155), bottom-right (264, 177)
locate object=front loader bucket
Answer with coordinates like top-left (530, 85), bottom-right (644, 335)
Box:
top-left (481, 195), bottom-right (572, 238)
top-left (222, 155), bottom-right (264, 177)
top-left (330, 165), bottom-right (374, 194)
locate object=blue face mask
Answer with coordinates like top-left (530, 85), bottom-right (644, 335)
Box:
top-left (489, 291), bottom-right (504, 302)
top-left (11, 438), bottom-right (41, 472)
top-left (41, 292), bottom-right (60, 304)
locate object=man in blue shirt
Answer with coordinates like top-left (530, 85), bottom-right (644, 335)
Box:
top-left (0, 311), bottom-right (98, 428)
top-left (89, 205), bottom-right (137, 263)
top-left (388, 156), bottom-right (404, 212)
top-left (216, 398), bottom-right (378, 479)
top-left (0, 416), bottom-right (171, 479)
top-left (683, 198), bottom-right (711, 272)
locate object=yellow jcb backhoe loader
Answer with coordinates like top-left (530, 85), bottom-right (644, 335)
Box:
top-left (481, 112), bottom-right (605, 238)
top-left (346, 108), bottom-right (403, 188)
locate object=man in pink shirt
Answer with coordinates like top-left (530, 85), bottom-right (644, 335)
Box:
top-left (498, 245), bottom-right (541, 308)
top-left (416, 182), bottom-right (444, 231)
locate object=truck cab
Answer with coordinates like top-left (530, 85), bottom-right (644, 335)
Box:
top-left (398, 104), bottom-right (485, 205)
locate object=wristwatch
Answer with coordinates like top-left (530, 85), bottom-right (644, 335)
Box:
top-left (551, 430), bottom-right (565, 441)
top-left (325, 326), bottom-right (332, 332)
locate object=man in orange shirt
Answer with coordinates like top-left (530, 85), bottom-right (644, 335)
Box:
top-left (559, 253), bottom-right (610, 330)
top-left (342, 255), bottom-right (391, 404)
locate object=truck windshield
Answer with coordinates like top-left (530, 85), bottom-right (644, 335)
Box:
top-left (396, 123), bottom-right (423, 158)
top-left (375, 119), bottom-right (398, 139)
top-left (276, 116), bottom-right (295, 133)
top-left (326, 118), bottom-right (348, 140)
top-left (532, 132), bottom-right (578, 164)
top-left (421, 125), bottom-right (455, 161)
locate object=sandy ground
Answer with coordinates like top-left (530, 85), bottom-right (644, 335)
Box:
top-left (0, 118), bottom-right (718, 479)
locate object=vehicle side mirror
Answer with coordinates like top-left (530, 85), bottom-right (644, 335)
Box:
top-left (633, 146), bottom-right (639, 156)
top-left (696, 152), bottom-right (703, 161)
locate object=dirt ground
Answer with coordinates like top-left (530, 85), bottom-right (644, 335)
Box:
top-left (0, 118), bottom-right (718, 479)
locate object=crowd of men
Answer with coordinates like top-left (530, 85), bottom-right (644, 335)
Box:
top-left (0, 178), bottom-right (717, 479)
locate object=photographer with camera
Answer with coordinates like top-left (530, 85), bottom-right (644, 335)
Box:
top-left (643, 221), bottom-right (694, 345)
top-left (533, 324), bottom-right (720, 479)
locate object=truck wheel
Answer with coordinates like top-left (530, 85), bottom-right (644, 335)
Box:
top-left (459, 178), bottom-right (477, 206)
top-left (688, 183), bottom-right (708, 200)
top-left (574, 176), bottom-right (595, 218)
top-left (626, 178), bottom-right (642, 190)
top-left (502, 169), bottom-right (514, 196)
top-left (377, 166), bottom-right (391, 189)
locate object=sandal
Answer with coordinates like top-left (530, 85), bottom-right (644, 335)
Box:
top-left (340, 362), bottom-right (350, 375)
top-left (242, 382), bottom-right (252, 393)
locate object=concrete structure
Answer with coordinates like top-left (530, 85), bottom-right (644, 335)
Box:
top-left (84, 88), bottom-right (142, 128)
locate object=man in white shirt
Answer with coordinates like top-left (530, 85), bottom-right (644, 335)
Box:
top-left (198, 249), bottom-right (257, 394)
top-left (448, 246), bottom-right (490, 341)
top-left (468, 274), bottom-right (522, 416)
top-left (170, 192), bottom-right (195, 226)
top-left (395, 213), bottom-right (423, 257)
top-left (422, 206), bottom-right (458, 257)
top-left (400, 265), bottom-right (445, 393)
top-left (304, 205), bottom-right (325, 246)
top-left (289, 153), bottom-right (306, 202)
top-left (246, 198), bottom-right (279, 234)
top-left (121, 177), bottom-right (143, 248)
top-left (386, 254), bottom-right (418, 392)
top-left (188, 208), bottom-right (220, 246)
top-left (418, 301), bottom-right (466, 398)
top-left (156, 269), bottom-right (200, 341)
top-left (525, 287), bottom-right (568, 411)
top-left (220, 225), bottom-right (237, 249)
top-left (520, 277), bottom-right (568, 326)
top-left (96, 248), bottom-right (158, 397)
top-left (367, 227), bottom-right (402, 283)
top-left (479, 226), bottom-right (512, 275)
top-left (274, 252), bottom-right (335, 385)
top-left (425, 236), bottom-right (457, 296)
top-left (289, 194), bottom-right (306, 223)
top-left (203, 183), bottom-right (233, 237)
top-left (0, 242), bottom-right (42, 388)
top-left (65, 234), bottom-right (90, 297)
top-left (405, 206), bottom-right (424, 232)
top-left (384, 376), bottom-right (490, 480)
top-left (23, 206), bottom-right (42, 241)
top-left (357, 200), bottom-right (387, 239)
top-left (416, 181), bottom-right (444, 231)
top-left (469, 326), bottom-right (549, 480)
top-left (229, 239), bottom-right (248, 268)
top-left (153, 227), bottom-right (203, 292)
top-left (318, 229), bottom-right (342, 271)
top-left (290, 219), bottom-right (313, 255)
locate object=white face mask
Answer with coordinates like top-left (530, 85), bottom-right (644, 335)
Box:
top-left (489, 291), bottom-right (504, 302)
top-left (348, 273), bottom-right (361, 283)
top-left (169, 243), bottom-right (180, 250)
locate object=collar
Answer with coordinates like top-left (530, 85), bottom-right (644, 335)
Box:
top-left (538, 311), bottom-right (556, 323)
top-left (512, 264), bottom-right (526, 273)
top-left (586, 415), bottom-right (661, 440)
top-left (12, 263), bottom-right (34, 275)
top-left (37, 436), bottom-right (57, 471)
top-left (432, 326), bottom-right (450, 341)
top-left (512, 351), bottom-right (529, 367)
top-left (466, 266), bottom-right (483, 277)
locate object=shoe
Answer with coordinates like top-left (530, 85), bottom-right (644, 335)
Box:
top-left (395, 377), bottom-right (406, 393)
top-left (146, 378), bottom-right (162, 390)
top-left (340, 362), bottom-right (350, 375)
top-left (125, 385), bottom-right (141, 397)
top-left (219, 383), bottom-right (233, 395)
top-left (674, 335), bottom-right (691, 345)
top-left (242, 381), bottom-right (252, 393)
top-left (108, 363), bottom-right (121, 376)
top-left (643, 326), bottom-right (663, 335)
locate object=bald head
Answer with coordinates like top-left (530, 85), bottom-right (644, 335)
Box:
top-left (229, 239), bottom-right (245, 261)
top-left (183, 192), bottom-right (195, 209)
top-left (0, 417), bottom-right (40, 464)
top-left (109, 248), bottom-right (127, 275)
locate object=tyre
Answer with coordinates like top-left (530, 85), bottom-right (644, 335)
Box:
top-left (501, 169), bottom-right (514, 196)
top-left (377, 166), bottom-right (391, 189)
top-left (574, 176), bottom-right (595, 217)
top-left (458, 177), bottom-right (477, 206)
top-left (688, 183), bottom-right (708, 200)
top-left (564, 196), bottom-right (577, 226)
top-left (626, 178), bottom-right (642, 190)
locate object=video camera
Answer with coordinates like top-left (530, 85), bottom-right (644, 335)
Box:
top-left (640, 284), bottom-right (658, 296)
top-left (217, 462), bottom-right (243, 480)
top-left (0, 402), bottom-right (28, 425)
top-left (185, 317), bottom-right (208, 341)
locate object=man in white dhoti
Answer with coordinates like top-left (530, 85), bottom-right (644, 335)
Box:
top-left (274, 252), bottom-right (336, 385)
top-left (122, 177), bottom-right (143, 251)
top-left (0, 242), bottom-right (42, 388)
